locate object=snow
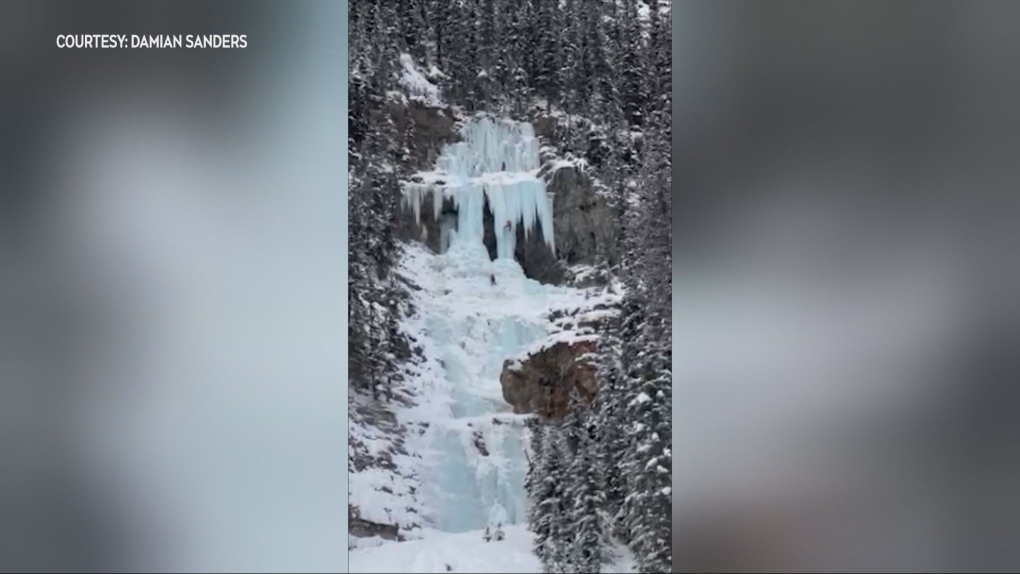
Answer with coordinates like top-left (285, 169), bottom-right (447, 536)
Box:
top-left (399, 53), bottom-right (443, 106)
top-left (637, 0), bottom-right (651, 20)
top-left (349, 525), bottom-right (639, 574)
top-left (427, 65), bottom-right (446, 80)
top-left (349, 525), bottom-right (541, 573)
top-left (632, 392), bottom-right (653, 405)
top-left (544, 157), bottom-right (586, 173)
top-left (402, 116), bottom-right (555, 260)
top-left (348, 397), bottom-right (427, 540)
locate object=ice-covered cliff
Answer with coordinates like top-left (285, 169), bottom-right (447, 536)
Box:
top-left (402, 116), bottom-right (555, 261)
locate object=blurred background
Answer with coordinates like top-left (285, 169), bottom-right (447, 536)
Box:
top-left (0, 2), bottom-right (347, 572)
top-left (674, 2), bottom-right (1020, 572)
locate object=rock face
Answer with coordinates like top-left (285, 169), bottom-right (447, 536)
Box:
top-left (530, 109), bottom-right (618, 276)
top-left (543, 163), bottom-right (618, 271)
top-left (349, 506), bottom-right (401, 542)
top-left (392, 100), bottom-right (460, 249)
top-left (397, 188), bottom-right (459, 254)
top-left (499, 339), bottom-right (598, 420)
top-left (512, 218), bottom-right (564, 285)
top-left (387, 98), bottom-right (459, 168)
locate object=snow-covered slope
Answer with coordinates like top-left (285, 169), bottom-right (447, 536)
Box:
top-left (350, 525), bottom-right (541, 573)
top-left (350, 525), bottom-right (637, 574)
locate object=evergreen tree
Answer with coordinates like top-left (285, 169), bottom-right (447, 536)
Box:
top-left (565, 391), bottom-right (612, 572)
top-left (616, 0), bottom-right (647, 130)
top-left (531, 0), bottom-right (563, 106)
top-left (479, 0), bottom-right (500, 103)
top-left (432, 0), bottom-right (453, 69)
top-left (559, 0), bottom-right (587, 153)
top-left (526, 420), bottom-right (568, 571)
top-left (645, 1), bottom-right (672, 123)
top-left (545, 423), bottom-right (575, 573)
top-left (618, 303), bottom-right (672, 573)
top-left (348, 0), bottom-right (412, 403)
top-left (593, 297), bottom-right (631, 540)
top-left (615, 42), bottom-right (673, 567)
top-left (503, 2), bottom-right (530, 116)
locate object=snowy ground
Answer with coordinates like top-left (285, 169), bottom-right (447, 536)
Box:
top-left (349, 525), bottom-right (636, 574)
top-left (350, 525), bottom-right (540, 573)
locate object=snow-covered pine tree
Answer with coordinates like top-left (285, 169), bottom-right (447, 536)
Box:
top-left (531, 0), bottom-right (564, 106)
top-left (478, 0), bottom-right (500, 104)
top-left (592, 294), bottom-right (631, 541)
top-left (526, 420), bottom-right (568, 570)
top-left (618, 302), bottom-right (672, 573)
top-left (545, 422), bottom-right (576, 573)
top-left (500, 1), bottom-right (529, 117)
top-left (615, 46), bottom-right (673, 567)
top-left (565, 389), bottom-right (612, 573)
top-left (580, 0), bottom-right (621, 170)
top-left (646, 1), bottom-right (672, 124)
top-left (398, 0), bottom-right (429, 61)
top-left (616, 0), bottom-right (647, 131)
top-left (558, 0), bottom-right (583, 154)
top-left (431, 0), bottom-right (452, 69)
top-left (348, 0), bottom-right (413, 403)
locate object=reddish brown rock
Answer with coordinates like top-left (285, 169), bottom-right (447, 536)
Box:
top-left (499, 339), bottom-right (598, 420)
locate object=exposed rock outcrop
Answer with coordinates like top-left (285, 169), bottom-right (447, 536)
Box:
top-left (499, 339), bottom-right (598, 420)
top-left (392, 100), bottom-right (461, 250)
top-left (386, 98), bottom-right (459, 168)
top-left (397, 187), bottom-right (459, 254)
top-left (349, 506), bottom-right (402, 542)
top-left (543, 163), bottom-right (617, 272)
top-left (512, 220), bottom-right (564, 285)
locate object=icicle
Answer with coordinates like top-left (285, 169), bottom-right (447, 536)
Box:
top-left (401, 116), bottom-right (555, 260)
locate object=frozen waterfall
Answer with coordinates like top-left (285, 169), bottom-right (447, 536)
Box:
top-left (402, 116), bottom-right (555, 260)
top-left (396, 117), bottom-right (569, 537)
top-left (410, 240), bottom-right (552, 534)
